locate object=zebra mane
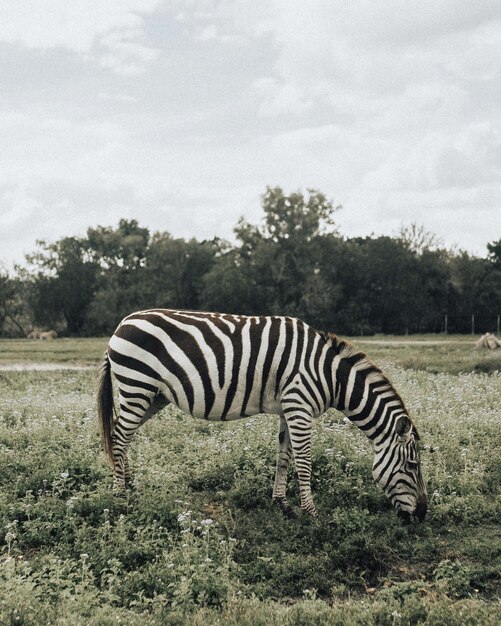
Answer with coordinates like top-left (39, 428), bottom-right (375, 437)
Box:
top-left (321, 332), bottom-right (417, 434)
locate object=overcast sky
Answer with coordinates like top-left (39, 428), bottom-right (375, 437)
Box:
top-left (1, 1), bottom-right (500, 268)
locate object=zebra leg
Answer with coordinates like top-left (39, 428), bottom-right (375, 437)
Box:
top-left (272, 415), bottom-right (296, 518)
top-left (111, 421), bottom-right (136, 491)
top-left (282, 403), bottom-right (317, 517)
top-left (112, 391), bottom-right (168, 490)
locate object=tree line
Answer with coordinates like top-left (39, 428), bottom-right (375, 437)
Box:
top-left (1, 187), bottom-right (501, 337)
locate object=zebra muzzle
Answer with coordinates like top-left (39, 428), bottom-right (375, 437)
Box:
top-left (415, 496), bottom-right (428, 521)
top-left (397, 509), bottom-right (411, 524)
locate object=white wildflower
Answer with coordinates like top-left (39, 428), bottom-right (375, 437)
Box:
top-left (177, 510), bottom-right (192, 523)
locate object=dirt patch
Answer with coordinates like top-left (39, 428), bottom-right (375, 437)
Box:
top-left (357, 340), bottom-right (474, 346)
top-left (0, 363), bottom-right (95, 371)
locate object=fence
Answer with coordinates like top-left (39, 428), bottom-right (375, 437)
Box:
top-left (444, 314), bottom-right (501, 335)
top-left (356, 314), bottom-right (501, 336)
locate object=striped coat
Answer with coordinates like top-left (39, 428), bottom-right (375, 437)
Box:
top-left (97, 309), bottom-right (427, 520)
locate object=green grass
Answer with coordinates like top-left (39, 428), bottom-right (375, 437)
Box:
top-left (1, 334), bottom-right (500, 375)
top-left (0, 339), bottom-right (501, 624)
top-left (0, 337), bottom-right (108, 365)
top-left (352, 335), bottom-right (501, 375)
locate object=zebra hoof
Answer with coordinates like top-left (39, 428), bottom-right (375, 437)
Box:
top-left (273, 498), bottom-right (297, 519)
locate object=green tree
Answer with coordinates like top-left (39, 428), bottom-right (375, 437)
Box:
top-left (0, 268), bottom-right (27, 337)
top-left (203, 187), bottom-right (341, 323)
top-left (449, 250), bottom-right (501, 331)
top-left (85, 224), bottom-right (219, 334)
top-left (347, 236), bottom-right (428, 334)
top-left (487, 239), bottom-right (501, 268)
top-left (144, 234), bottom-right (218, 310)
top-left (416, 249), bottom-right (455, 331)
top-left (87, 219), bottom-right (150, 270)
top-left (85, 220), bottom-right (151, 334)
top-left (24, 237), bottom-right (98, 334)
top-left (304, 236), bottom-right (368, 334)
top-left (399, 223), bottom-right (443, 255)
top-left (201, 245), bottom-right (258, 314)
top-left (259, 186), bottom-right (338, 243)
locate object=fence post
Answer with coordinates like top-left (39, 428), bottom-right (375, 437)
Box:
top-left (444, 314), bottom-right (448, 335)
top-left (497, 314), bottom-right (500, 335)
top-left (471, 314), bottom-right (475, 335)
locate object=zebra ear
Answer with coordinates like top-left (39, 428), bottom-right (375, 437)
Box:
top-left (395, 415), bottom-right (411, 439)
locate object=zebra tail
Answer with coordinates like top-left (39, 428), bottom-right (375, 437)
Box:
top-left (96, 352), bottom-right (115, 467)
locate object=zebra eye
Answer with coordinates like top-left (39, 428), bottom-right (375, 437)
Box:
top-left (406, 460), bottom-right (418, 472)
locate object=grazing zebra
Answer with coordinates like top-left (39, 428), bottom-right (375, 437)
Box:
top-left (97, 309), bottom-right (427, 521)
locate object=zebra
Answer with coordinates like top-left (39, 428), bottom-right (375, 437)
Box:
top-left (97, 309), bottom-right (428, 521)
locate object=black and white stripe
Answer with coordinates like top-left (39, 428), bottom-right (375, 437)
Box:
top-left (97, 309), bottom-right (427, 520)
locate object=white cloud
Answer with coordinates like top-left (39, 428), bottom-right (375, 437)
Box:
top-left (0, 1), bottom-right (160, 50)
top-left (340, 182), bottom-right (501, 253)
top-left (0, 0), bottom-right (162, 73)
top-left (97, 27), bottom-right (160, 75)
top-left (0, 186), bottom-right (39, 229)
top-left (0, 110), bottom-right (127, 188)
top-left (0, 1), bottom-right (500, 266)
top-left (253, 77), bottom-right (314, 117)
top-left (257, 1), bottom-right (501, 113)
top-left (270, 124), bottom-right (342, 151)
top-left (98, 92), bottom-right (137, 104)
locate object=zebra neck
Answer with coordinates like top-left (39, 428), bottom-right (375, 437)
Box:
top-left (329, 343), bottom-right (405, 444)
top-left (343, 378), bottom-right (405, 444)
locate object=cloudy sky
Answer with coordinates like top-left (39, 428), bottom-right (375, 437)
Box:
top-left (1, 1), bottom-right (500, 267)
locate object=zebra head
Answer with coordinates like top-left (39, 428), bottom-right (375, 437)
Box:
top-left (372, 415), bottom-right (427, 522)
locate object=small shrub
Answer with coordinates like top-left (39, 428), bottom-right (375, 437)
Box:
top-left (433, 559), bottom-right (472, 598)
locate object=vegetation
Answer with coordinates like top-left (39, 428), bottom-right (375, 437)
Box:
top-left (356, 336), bottom-right (501, 375)
top-left (1, 186), bottom-right (500, 622)
top-left (1, 187), bottom-right (501, 337)
top-left (0, 338), bottom-right (106, 366)
top-left (0, 341), bottom-right (500, 624)
top-left (2, 335), bottom-right (501, 375)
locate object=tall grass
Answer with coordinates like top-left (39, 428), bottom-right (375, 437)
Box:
top-left (0, 349), bottom-right (500, 624)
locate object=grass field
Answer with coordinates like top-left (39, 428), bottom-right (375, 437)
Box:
top-left (1, 334), bottom-right (501, 375)
top-left (0, 336), bottom-right (500, 624)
